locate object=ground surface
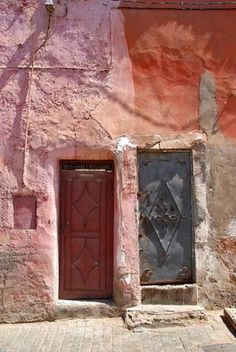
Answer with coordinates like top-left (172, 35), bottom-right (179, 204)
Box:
top-left (0, 311), bottom-right (235, 352)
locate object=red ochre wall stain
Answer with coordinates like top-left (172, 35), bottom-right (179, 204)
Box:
top-left (217, 237), bottom-right (236, 282)
top-left (122, 9), bottom-right (236, 138)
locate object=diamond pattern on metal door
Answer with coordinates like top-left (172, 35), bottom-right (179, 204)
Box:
top-left (138, 151), bottom-right (194, 284)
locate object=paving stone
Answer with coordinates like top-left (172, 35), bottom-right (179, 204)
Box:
top-left (0, 313), bottom-right (234, 352)
top-left (201, 343), bottom-right (236, 352)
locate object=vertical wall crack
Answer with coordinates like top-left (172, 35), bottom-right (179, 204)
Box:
top-left (22, 13), bottom-right (53, 189)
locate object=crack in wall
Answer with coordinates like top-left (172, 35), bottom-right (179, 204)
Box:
top-left (22, 12), bottom-right (53, 189)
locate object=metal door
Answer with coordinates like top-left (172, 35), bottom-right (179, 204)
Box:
top-left (59, 161), bottom-right (113, 299)
top-left (138, 151), bottom-right (194, 284)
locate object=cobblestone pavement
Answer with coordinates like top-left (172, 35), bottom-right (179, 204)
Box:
top-left (0, 311), bottom-right (235, 352)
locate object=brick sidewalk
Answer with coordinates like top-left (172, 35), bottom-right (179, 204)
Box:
top-left (0, 312), bottom-right (235, 352)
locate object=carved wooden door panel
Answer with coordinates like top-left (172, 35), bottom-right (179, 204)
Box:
top-left (138, 151), bottom-right (194, 284)
top-left (59, 161), bottom-right (113, 299)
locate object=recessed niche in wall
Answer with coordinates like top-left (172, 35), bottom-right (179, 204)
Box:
top-left (13, 195), bottom-right (37, 229)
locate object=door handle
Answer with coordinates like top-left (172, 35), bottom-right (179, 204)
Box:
top-left (62, 221), bottom-right (70, 237)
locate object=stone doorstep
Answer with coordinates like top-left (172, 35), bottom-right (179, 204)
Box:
top-left (55, 300), bottom-right (122, 320)
top-left (124, 304), bottom-right (207, 330)
top-left (54, 300), bottom-right (206, 328)
top-left (141, 283), bottom-right (198, 305)
top-left (224, 307), bottom-right (236, 332)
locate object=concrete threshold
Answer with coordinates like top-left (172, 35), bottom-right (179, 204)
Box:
top-left (141, 283), bottom-right (197, 305)
top-left (124, 304), bottom-right (207, 329)
top-left (55, 299), bottom-right (122, 320)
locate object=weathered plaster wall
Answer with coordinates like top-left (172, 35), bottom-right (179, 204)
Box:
top-left (0, 0), bottom-right (235, 322)
top-left (114, 6), bottom-right (236, 308)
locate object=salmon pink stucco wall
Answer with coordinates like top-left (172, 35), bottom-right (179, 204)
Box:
top-left (120, 9), bottom-right (236, 136)
top-left (0, 0), bottom-right (235, 322)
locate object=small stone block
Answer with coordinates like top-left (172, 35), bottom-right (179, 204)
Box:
top-left (141, 284), bottom-right (198, 305)
top-left (184, 285), bottom-right (197, 305)
top-left (168, 286), bottom-right (184, 305)
top-left (224, 308), bottom-right (236, 332)
top-left (13, 195), bottom-right (36, 229)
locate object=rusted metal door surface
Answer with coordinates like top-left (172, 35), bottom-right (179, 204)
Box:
top-left (59, 161), bottom-right (113, 299)
top-left (138, 151), bottom-right (194, 284)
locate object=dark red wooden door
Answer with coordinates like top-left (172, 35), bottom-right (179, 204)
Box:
top-left (59, 162), bottom-right (113, 299)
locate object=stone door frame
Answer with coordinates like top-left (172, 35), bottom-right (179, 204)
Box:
top-left (47, 132), bottom-right (208, 308)
top-left (132, 132), bottom-right (209, 304)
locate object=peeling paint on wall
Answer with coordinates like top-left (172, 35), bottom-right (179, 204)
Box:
top-left (0, 0), bottom-right (236, 321)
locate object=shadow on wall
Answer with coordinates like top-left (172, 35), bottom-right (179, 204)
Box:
top-left (0, 3), bottom-right (51, 187)
top-left (0, 1), bottom-right (200, 167)
top-left (2, 2), bottom-right (236, 177)
top-left (122, 9), bottom-right (236, 139)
